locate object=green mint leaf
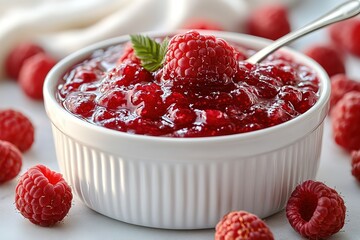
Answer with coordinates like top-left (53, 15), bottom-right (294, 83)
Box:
top-left (130, 35), bottom-right (169, 72)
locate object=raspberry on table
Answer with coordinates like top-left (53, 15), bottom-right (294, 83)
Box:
top-left (351, 149), bottom-right (360, 182)
top-left (163, 30), bottom-right (238, 87)
top-left (0, 140), bottom-right (22, 184)
top-left (0, 109), bottom-right (34, 152)
top-left (286, 180), bottom-right (346, 240)
top-left (5, 42), bottom-right (44, 80)
top-left (330, 74), bottom-right (360, 110)
top-left (215, 210), bottom-right (274, 240)
top-left (15, 165), bottom-right (73, 227)
top-left (331, 91), bottom-right (360, 152)
top-left (304, 44), bottom-right (345, 77)
top-left (246, 4), bottom-right (291, 40)
top-left (351, 150), bottom-right (360, 182)
top-left (340, 19), bottom-right (360, 57)
top-left (19, 53), bottom-right (57, 100)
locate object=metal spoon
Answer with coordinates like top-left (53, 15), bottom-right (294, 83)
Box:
top-left (246, 0), bottom-right (360, 64)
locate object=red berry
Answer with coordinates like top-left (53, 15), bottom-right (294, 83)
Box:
top-left (332, 91), bottom-right (360, 152)
top-left (101, 62), bottom-right (153, 91)
top-left (63, 92), bottom-right (97, 118)
top-left (5, 42), bottom-right (44, 79)
top-left (0, 140), bottom-right (22, 184)
top-left (116, 43), bottom-right (141, 65)
top-left (330, 74), bottom-right (360, 110)
top-left (246, 5), bottom-right (291, 40)
top-left (215, 210), bottom-right (274, 240)
top-left (0, 109), bottom-right (34, 152)
top-left (329, 19), bottom-right (360, 56)
top-left (286, 180), bottom-right (346, 240)
top-left (19, 53), bottom-right (57, 100)
top-left (163, 31), bottom-right (237, 86)
top-left (182, 19), bottom-right (223, 31)
top-left (341, 19), bottom-right (360, 56)
top-left (304, 44), bottom-right (345, 77)
top-left (15, 165), bottom-right (73, 227)
top-left (351, 150), bottom-right (360, 182)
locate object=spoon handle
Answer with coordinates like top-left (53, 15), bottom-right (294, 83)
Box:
top-left (246, 0), bottom-right (360, 64)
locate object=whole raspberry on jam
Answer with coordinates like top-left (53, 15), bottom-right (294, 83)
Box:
top-left (332, 91), bottom-right (360, 152)
top-left (246, 5), bottom-right (291, 40)
top-left (0, 140), bottom-right (22, 184)
top-left (19, 53), bottom-right (57, 100)
top-left (304, 44), bottom-right (345, 77)
top-left (0, 109), bottom-right (34, 152)
top-left (286, 180), bottom-right (346, 240)
top-left (215, 210), bottom-right (274, 240)
top-left (351, 150), bottom-right (360, 182)
top-left (163, 30), bottom-right (238, 86)
top-left (5, 42), bottom-right (44, 79)
top-left (15, 165), bottom-right (73, 227)
top-left (330, 74), bottom-right (360, 110)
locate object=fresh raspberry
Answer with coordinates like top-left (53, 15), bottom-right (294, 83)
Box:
top-left (215, 210), bottom-right (274, 240)
top-left (182, 19), bottom-right (223, 31)
top-left (5, 42), bottom-right (45, 80)
top-left (116, 43), bottom-right (141, 65)
top-left (0, 140), bottom-right (22, 184)
top-left (0, 109), bottom-right (34, 152)
top-left (163, 31), bottom-right (237, 87)
top-left (332, 91), bottom-right (360, 151)
top-left (15, 165), bottom-right (73, 227)
top-left (286, 180), bottom-right (346, 240)
top-left (19, 53), bottom-right (57, 100)
top-left (246, 5), bottom-right (291, 40)
top-left (304, 44), bottom-right (345, 77)
top-left (340, 19), bottom-right (360, 56)
top-left (330, 74), bottom-right (360, 109)
top-left (351, 150), bottom-right (360, 182)
top-left (329, 19), bottom-right (360, 56)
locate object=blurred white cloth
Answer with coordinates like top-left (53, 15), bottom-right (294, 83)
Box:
top-left (0, 0), bottom-right (296, 79)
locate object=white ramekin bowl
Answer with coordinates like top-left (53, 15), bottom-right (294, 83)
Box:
top-left (43, 31), bottom-right (330, 230)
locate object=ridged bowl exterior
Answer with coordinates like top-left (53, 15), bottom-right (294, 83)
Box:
top-left (44, 31), bottom-right (330, 229)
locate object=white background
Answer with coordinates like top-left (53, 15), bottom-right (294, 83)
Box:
top-left (0, 0), bottom-right (359, 239)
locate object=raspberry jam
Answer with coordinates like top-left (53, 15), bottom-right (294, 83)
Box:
top-left (57, 36), bottom-right (319, 137)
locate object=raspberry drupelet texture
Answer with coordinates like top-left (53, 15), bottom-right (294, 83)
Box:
top-left (246, 5), bottom-right (290, 40)
top-left (286, 180), bottom-right (346, 240)
top-left (304, 44), bottom-right (345, 77)
top-left (0, 140), bottom-right (22, 184)
top-left (215, 210), bottom-right (274, 240)
top-left (5, 42), bottom-right (44, 79)
top-left (330, 74), bottom-right (360, 110)
top-left (15, 165), bottom-right (73, 227)
top-left (331, 91), bottom-right (360, 152)
top-left (351, 150), bottom-right (360, 182)
top-left (163, 30), bottom-right (237, 86)
top-left (0, 109), bottom-right (34, 152)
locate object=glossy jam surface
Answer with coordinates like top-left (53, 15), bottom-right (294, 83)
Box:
top-left (57, 42), bottom-right (319, 137)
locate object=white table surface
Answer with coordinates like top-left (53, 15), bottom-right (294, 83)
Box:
top-left (1, 0), bottom-right (359, 239)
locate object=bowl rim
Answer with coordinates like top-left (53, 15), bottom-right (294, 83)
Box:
top-left (43, 30), bottom-right (330, 145)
